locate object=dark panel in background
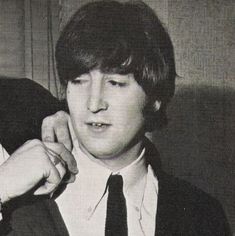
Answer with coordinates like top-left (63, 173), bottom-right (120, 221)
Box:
top-left (153, 84), bottom-right (235, 232)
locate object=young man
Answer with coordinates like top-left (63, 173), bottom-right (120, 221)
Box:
top-left (0, 1), bottom-right (231, 235)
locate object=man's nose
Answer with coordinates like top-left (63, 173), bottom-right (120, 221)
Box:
top-left (87, 81), bottom-right (108, 113)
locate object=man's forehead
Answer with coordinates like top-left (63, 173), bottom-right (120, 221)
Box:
top-left (82, 69), bottom-right (134, 79)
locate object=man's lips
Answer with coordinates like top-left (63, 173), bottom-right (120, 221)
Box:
top-left (85, 121), bottom-right (111, 127)
top-left (85, 122), bottom-right (111, 133)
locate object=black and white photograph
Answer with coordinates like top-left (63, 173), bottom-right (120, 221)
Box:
top-left (0, 0), bottom-right (234, 235)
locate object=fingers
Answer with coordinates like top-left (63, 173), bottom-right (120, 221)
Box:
top-left (34, 148), bottom-right (67, 196)
top-left (14, 139), bottom-right (43, 155)
top-left (34, 163), bottom-right (64, 196)
top-left (34, 148), bottom-right (76, 196)
top-left (65, 174), bottom-right (76, 183)
top-left (41, 118), bottom-right (55, 143)
top-left (34, 182), bottom-right (58, 196)
top-left (41, 112), bottom-right (77, 185)
top-left (54, 122), bottom-right (72, 152)
top-left (41, 111), bottom-right (72, 151)
top-left (46, 149), bottom-right (67, 178)
top-left (44, 142), bottom-right (78, 175)
top-left (1, 139), bottom-right (69, 200)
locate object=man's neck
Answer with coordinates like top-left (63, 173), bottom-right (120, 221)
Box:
top-left (79, 140), bottom-right (144, 172)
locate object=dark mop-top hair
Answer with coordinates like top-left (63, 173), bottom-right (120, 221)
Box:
top-left (56, 0), bottom-right (176, 130)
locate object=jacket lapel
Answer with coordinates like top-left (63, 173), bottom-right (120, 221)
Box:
top-left (144, 138), bottom-right (181, 235)
top-left (45, 199), bottom-right (69, 236)
top-left (154, 174), bottom-right (182, 235)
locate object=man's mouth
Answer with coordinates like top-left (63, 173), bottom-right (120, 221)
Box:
top-left (90, 123), bottom-right (107, 127)
top-left (86, 122), bottom-right (111, 130)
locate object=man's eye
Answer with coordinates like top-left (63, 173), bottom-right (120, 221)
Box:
top-left (109, 80), bottom-right (126, 87)
top-left (71, 79), bottom-right (87, 85)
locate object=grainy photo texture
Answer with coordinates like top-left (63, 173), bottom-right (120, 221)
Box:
top-left (0, 0), bottom-right (234, 235)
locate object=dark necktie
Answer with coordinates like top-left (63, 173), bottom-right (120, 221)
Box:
top-left (105, 175), bottom-right (128, 236)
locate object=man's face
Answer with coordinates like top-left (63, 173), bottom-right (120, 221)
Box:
top-left (67, 69), bottom-right (147, 164)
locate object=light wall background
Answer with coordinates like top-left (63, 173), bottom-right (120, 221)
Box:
top-left (0, 0), bottom-right (234, 233)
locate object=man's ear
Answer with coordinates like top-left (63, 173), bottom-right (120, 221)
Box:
top-left (144, 100), bottom-right (162, 132)
top-left (153, 100), bottom-right (161, 112)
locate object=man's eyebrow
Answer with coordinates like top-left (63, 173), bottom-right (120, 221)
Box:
top-left (104, 74), bottom-right (132, 79)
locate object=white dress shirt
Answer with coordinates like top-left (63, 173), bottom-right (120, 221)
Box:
top-left (0, 143), bottom-right (9, 165)
top-left (0, 143), bottom-right (10, 220)
top-left (56, 138), bottom-right (159, 236)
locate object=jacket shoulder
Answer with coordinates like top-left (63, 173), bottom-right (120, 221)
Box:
top-left (157, 172), bottom-right (231, 235)
top-left (0, 78), bottom-right (62, 154)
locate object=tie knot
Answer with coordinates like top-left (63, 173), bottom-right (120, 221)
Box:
top-left (107, 175), bottom-right (123, 193)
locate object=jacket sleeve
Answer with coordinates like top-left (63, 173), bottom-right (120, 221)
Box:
top-left (0, 78), bottom-right (64, 154)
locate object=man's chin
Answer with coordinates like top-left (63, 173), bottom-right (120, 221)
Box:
top-left (79, 142), bottom-right (120, 160)
top-left (86, 149), bottom-right (120, 161)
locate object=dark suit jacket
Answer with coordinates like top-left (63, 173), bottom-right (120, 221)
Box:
top-left (0, 78), bottom-right (231, 235)
top-left (0, 78), bottom-right (62, 154)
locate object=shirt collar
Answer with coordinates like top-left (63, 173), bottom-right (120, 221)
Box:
top-left (72, 138), bottom-right (147, 219)
top-left (73, 140), bottom-right (111, 218)
top-left (115, 148), bottom-right (147, 210)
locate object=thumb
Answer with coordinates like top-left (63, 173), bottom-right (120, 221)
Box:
top-left (34, 182), bottom-right (58, 196)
